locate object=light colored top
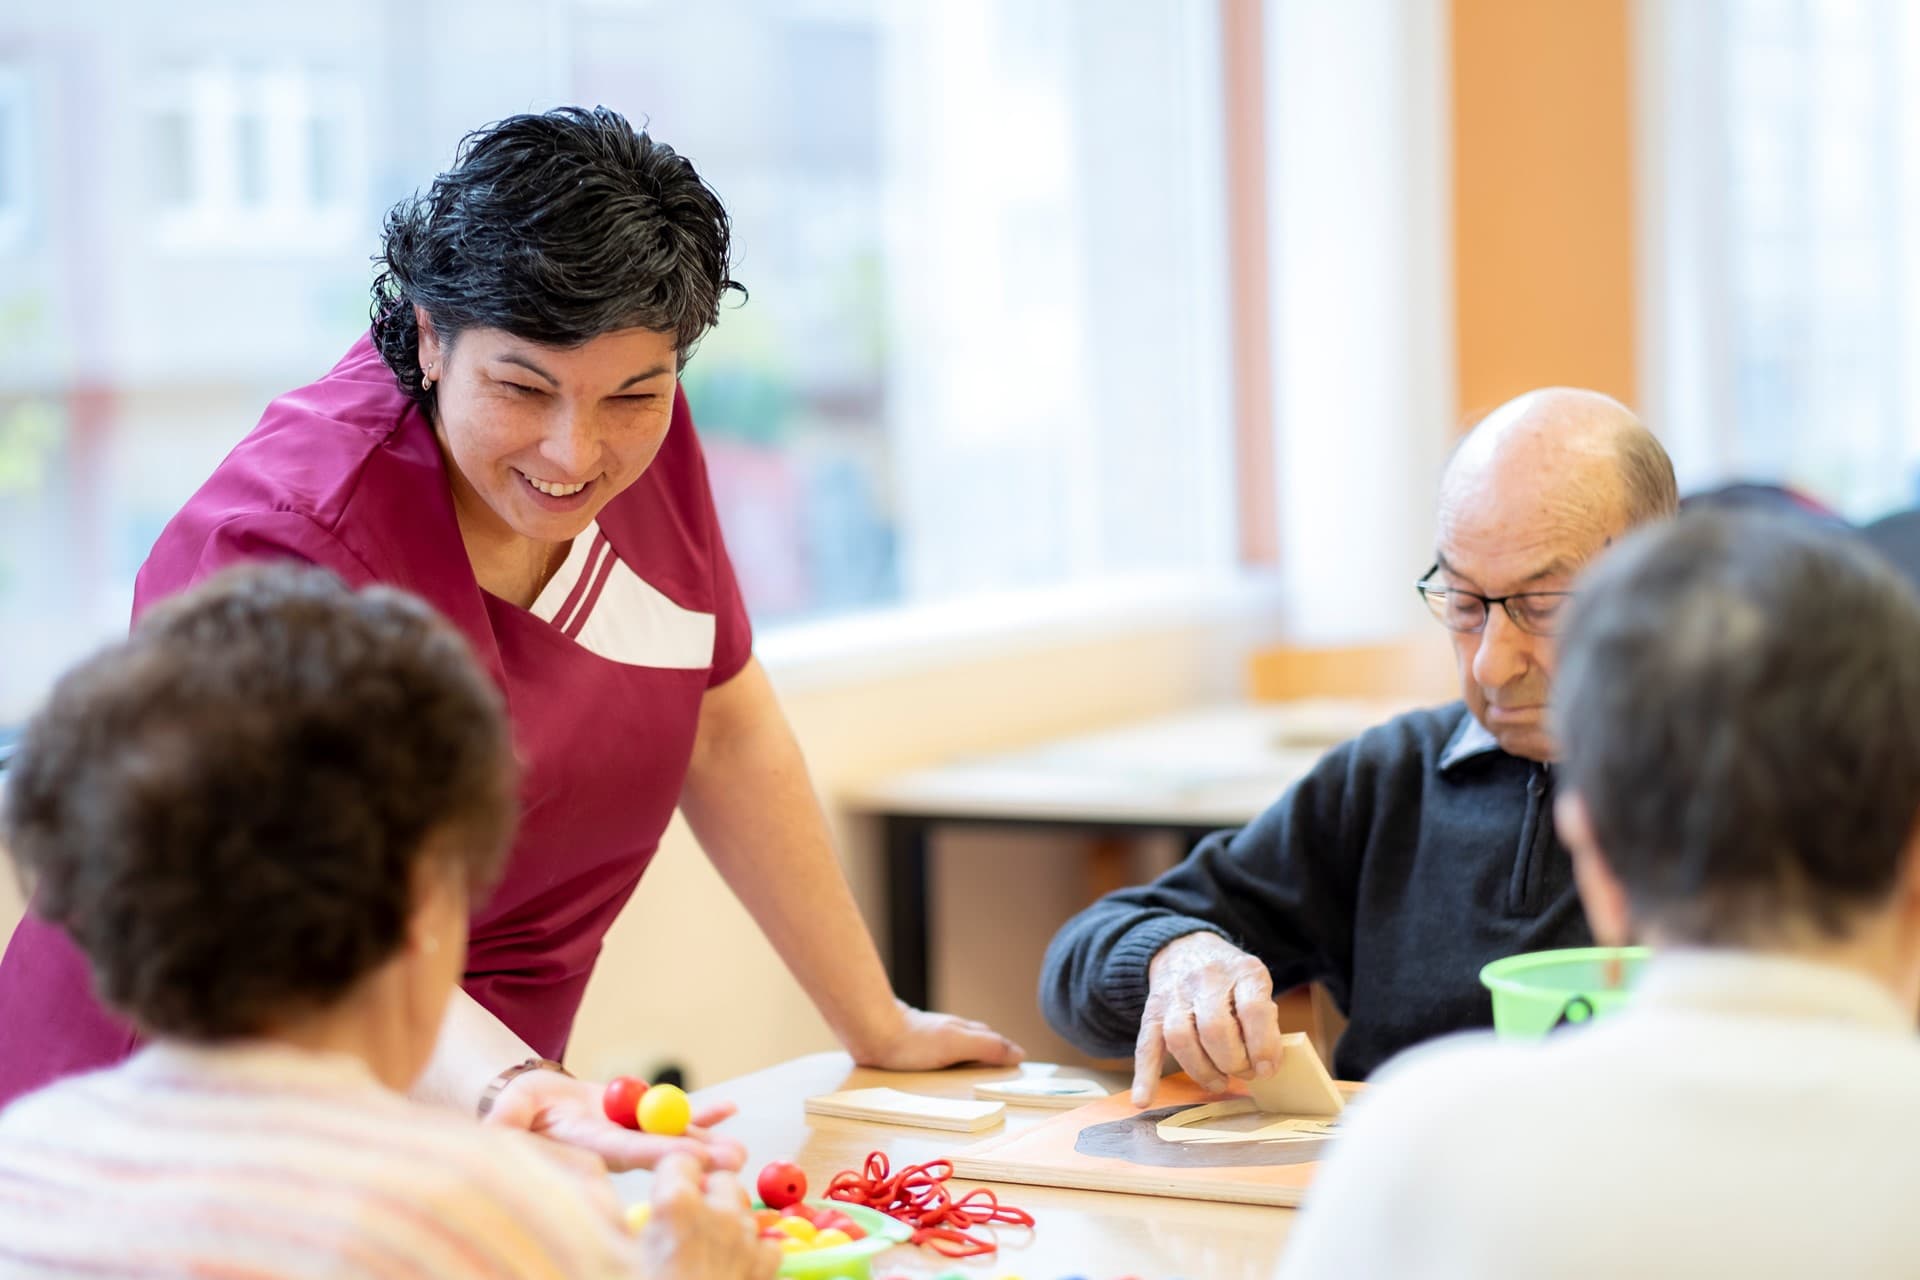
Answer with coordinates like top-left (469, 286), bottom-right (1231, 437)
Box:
top-left (0, 1041), bottom-right (641, 1278)
top-left (1277, 950), bottom-right (1920, 1279)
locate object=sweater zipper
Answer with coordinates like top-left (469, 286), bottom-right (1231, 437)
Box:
top-left (1507, 762), bottom-right (1552, 914)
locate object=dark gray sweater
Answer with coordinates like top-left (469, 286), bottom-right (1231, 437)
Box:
top-left (1038, 702), bottom-right (1591, 1080)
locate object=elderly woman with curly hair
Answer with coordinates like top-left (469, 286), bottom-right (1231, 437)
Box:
top-left (0, 565), bottom-right (777, 1277)
top-left (0, 106), bottom-right (1018, 1167)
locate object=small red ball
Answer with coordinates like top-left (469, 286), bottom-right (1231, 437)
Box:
top-left (756, 1160), bottom-right (807, 1211)
top-left (602, 1076), bottom-right (649, 1130)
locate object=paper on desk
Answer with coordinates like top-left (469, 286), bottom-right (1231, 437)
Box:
top-left (805, 1086), bottom-right (1006, 1132)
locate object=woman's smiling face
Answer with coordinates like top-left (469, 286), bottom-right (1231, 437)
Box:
top-left (417, 315), bottom-right (680, 547)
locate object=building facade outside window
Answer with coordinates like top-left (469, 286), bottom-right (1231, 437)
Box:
top-left (0, 0), bottom-right (1236, 721)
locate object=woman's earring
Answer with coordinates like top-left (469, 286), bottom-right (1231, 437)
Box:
top-left (421, 367), bottom-right (436, 392)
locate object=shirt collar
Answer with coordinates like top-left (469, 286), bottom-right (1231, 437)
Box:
top-left (123, 1039), bottom-right (388, 1095)
top-left (1438, 709), bottom-right (1506, 773)
top-left (1634, 949), bottom-right (1916, 1035)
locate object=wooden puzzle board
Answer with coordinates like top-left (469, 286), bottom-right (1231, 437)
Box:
top-left (952, 1073), bottom-right (1358, 1209)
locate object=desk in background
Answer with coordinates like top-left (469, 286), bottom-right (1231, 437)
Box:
top-left (841, 699), bottom-right (1415, 1017)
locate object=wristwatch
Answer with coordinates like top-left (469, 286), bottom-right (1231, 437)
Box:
top-left (476, 1056), bottom-right (571, 1119)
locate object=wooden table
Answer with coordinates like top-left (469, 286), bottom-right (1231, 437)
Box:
top-left (615, 1052), bottom-right (1300, 1279)
top-left (842, 699), bottom-right (1413, 1010)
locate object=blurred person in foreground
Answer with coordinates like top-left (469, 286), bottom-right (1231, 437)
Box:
top-left (1279, 510), bottom-right (1920, 1279)
top-left (0, 564), bottom-right (775, 1279)
top-left (1041, 388), bottom-right (1676, 1097)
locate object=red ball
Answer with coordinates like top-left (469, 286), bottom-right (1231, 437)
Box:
top-left (602, 1076), bottom-right (649, 1130)
top-left (756, 1160), bottom-right (807, 1211)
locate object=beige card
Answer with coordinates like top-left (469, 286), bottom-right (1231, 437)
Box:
top-left (1245, 1032), bottom-right (1345, 1118)
top-left (972, 1075), bottom-right (1113, 1109)
top-left (1156, 1100), bottom-right (1340, 1144)
top-left (804, 1087), bottom-right (1006, 1132)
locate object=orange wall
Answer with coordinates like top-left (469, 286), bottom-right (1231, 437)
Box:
top-left (1452, 0), bottom-right (1636, 420)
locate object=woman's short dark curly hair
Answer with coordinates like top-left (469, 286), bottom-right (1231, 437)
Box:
top-left (370, 105), bottom-right (744, 408)
top-left (1, 565), bottom-right (517, 1041)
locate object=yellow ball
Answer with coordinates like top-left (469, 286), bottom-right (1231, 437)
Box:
top-left (773, 1216), bottom-right (816, 1240)
top-left (636, 1083), bottom-right (691, 1136)
top-left (624, 1202), bottom-right (652, 1232)
top-left (812, 1228), bottom-right (852, 1249)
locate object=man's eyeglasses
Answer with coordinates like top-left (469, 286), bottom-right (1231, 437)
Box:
top-left (1415, 564), bottom-right (1573, 637)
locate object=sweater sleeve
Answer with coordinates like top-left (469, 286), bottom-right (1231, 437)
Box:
top-left (1037, 736), bottom-right (1365, 1058)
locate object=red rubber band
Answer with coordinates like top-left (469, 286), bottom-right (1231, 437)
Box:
top-left (825, 1153), bottom-right (1035, 1258)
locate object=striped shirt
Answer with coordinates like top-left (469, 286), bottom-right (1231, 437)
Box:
top-left (0, 1042), bottom-right (642, 1278)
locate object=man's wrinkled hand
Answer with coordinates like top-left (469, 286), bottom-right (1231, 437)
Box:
top-left (1132, 932), bottom-right (1283, 1106)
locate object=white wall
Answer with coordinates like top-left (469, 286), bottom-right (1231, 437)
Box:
top-left (1266, 0), bottom-right (1454, 642)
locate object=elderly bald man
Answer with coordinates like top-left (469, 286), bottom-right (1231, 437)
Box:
top-left (1039, 388), bottom-right (1677, 1096)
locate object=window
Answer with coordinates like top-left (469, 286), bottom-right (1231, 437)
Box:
top-left (0, 0), bottom-right (1236, 721)
top-left (603, 2), bottom-right (1235, 620)
top-left (1643, 0), bottom-right (1920, 517)
top-left (139, 62), bottom-right (364, 253)
top-left (0, 66), bottom-right (27, 249)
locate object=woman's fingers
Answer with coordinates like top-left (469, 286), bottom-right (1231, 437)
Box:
top-left (689, 1101), bottom-right (739, 1129)
top-left (649, 1151), bottom-right (705, 1203)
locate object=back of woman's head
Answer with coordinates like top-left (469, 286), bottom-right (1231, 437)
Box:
top-left (1555, 509), bottom-right (1920, 945)
top-left (1, 565), bottom-right (517, 1040)
top-left (370, 105), bottom-right (742, 406)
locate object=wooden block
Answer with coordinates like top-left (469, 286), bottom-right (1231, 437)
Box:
top-left (805, 1087), bottom-right (1005, 1132)
top-left (972, 1074), bottom-right (1114, 1109)
top-left (1246, 1031), bottom-right (1345, 1118)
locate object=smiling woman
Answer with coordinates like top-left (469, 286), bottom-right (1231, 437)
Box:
top-left (0, 106), bottom-right (1020, 1163)
top-left (421, 326), bottom-right (684, 608)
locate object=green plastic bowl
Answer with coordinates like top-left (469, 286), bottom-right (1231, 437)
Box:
top-left (1479, 946), bottom-right (1649, 1038)
top-left (760, 1199), bottom-right (911, 1280)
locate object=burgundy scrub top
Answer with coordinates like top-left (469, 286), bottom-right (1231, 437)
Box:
top-left (0, 336), bottom-right (753, 1107)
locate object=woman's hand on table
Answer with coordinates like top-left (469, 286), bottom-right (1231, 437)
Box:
top-left (635, 1154), bottom-right (781, 1280)
top-left (484, 1069), bottom-right (748, 1173)
top-left (848, 1000), bottom-right (1026, 1071)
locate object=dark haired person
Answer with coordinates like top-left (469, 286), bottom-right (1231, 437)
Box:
top-left (1043, 388), bottom-right (1678, 1098)
top-left (0, 566), bottom-right (777, 1278)
top-left (1277, 511), bottom-right (1920, 1279)
top-left (0, 106), bottom-right (1018, 1162)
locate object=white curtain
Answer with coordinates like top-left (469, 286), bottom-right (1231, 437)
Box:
top-left (1641, 0), bottom-right (1920, 518)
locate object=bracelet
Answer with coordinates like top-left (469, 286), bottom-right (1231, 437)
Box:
top-left (476, 1056), bottom-right (570, 1119)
